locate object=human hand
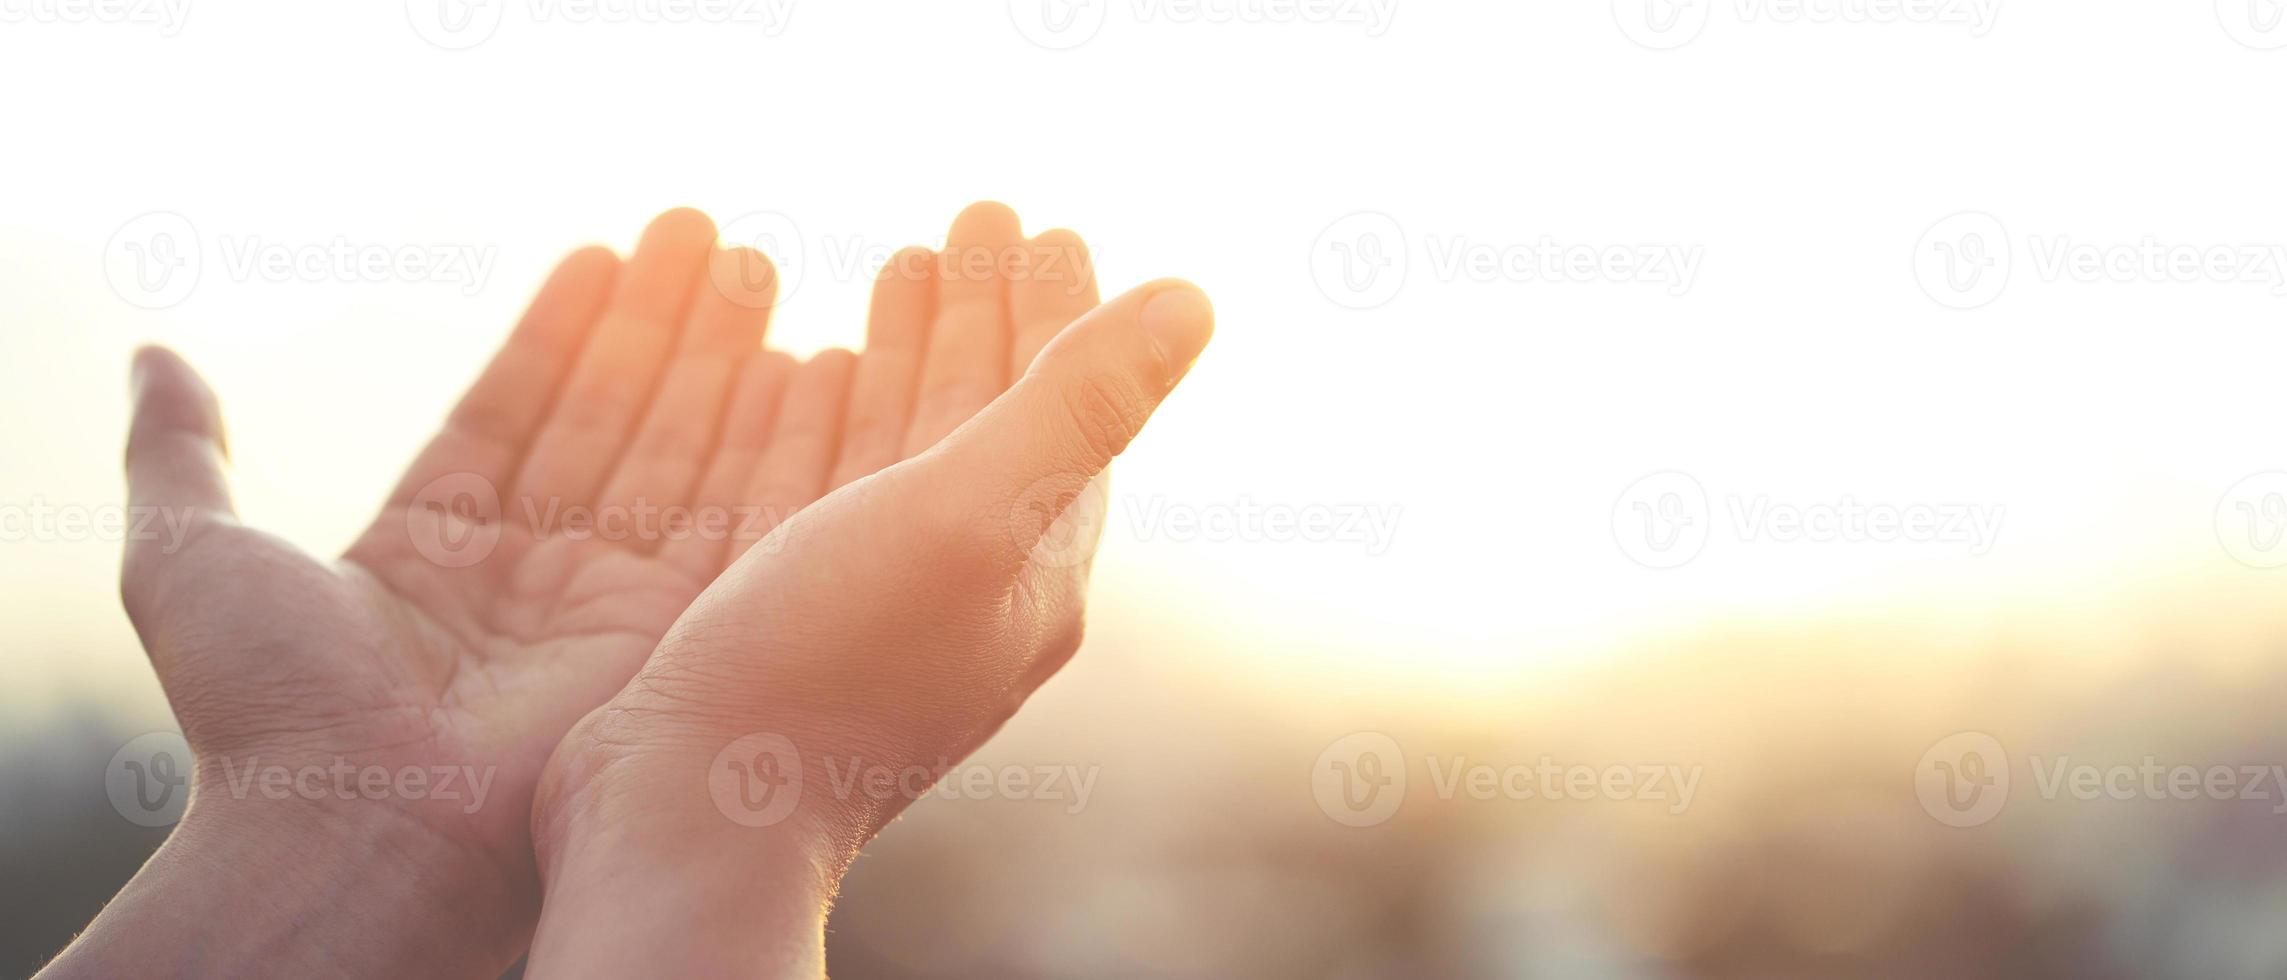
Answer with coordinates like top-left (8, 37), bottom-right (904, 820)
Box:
top-left (49, 203), bottom-right (1093, 978)
top-left (523, 276), bottom-right (1214, 978)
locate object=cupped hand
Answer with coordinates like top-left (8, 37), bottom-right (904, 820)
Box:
top-left (104, 202), bottom-right (1093, 977)
top-left (525, 275), bottom-right (1214, 978)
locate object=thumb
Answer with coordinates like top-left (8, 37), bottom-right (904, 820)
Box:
top-left (919, 279), bottom-right (1213, 566)
top-left (122, 346), bottom-right (236, 590)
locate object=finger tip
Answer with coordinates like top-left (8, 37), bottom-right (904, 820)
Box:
top-left (646, 206), bottom-right (719, 246)
top-left (755, 348), bottom-right (801, 376)
top-left (951, 200), bottom-right (1022, 243)
top-left (130, 343), bottom-right (178, 377)
top-left (564, 243), bottom-right (622, 270)
top-left (1023, 230), bottom-right (1097, 300)
top-left (127, 345), bottom-right (229, 457)
top-left (711, 246), bottom-right (781, 302)
top-left (1136, 280), bottom-right (1215, 378)
top-left (130, 344), bottom-right (197, 396)
top-left (806, 346), bottom-right (859, 373)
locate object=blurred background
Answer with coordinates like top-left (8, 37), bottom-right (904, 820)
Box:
top-left (8, 1), bottom-right (2287, 976)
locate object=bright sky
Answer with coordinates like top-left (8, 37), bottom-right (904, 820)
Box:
top-left (6, 2), bottom-right (2287, 719)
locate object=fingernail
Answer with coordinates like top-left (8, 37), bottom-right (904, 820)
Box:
top-left (1138, 283), bottom-right (1214, 386)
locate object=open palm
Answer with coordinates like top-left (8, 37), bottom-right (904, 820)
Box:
top-left (117, 203), bottom-right (1096, 967)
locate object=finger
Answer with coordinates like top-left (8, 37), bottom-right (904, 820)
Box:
top-left (125, 345), bottom-right (234, 526)
top-left (919, 280), bottom-right (1213, 570)
top-left (379, 245), bottom-right (620, 509)
top-left (724, 349), bottom-right (855, 569)
top-left (657, 350), bottom-right (796, 580)
top-left (1006, 229), bottom-right (1098, 380)
top-left (122, 346), bottom-right (235, 607)
top-left (827, 246), bottom-right (934, 489)
top-left (592, 246), bottom-right (778, 549)
top-left (903, 201), bottom-right (1021, 456)
top-left (514, 208), bottom-right (717, 522)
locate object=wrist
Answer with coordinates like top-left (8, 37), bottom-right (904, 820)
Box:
top-left (525, 733), bottom-right (848, 979)
top-left (529, 788), bottom-right (838, 978)
top-left (41, 793), bottom-right (531, 979)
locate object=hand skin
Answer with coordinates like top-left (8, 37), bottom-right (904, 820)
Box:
top-left (41, 203), bottom-right (1100, 979)
top-left (524, 278), bottom-right (1215, 978)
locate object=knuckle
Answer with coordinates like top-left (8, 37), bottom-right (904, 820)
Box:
top-left (1060, 369), bottom-right (1151, 461)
